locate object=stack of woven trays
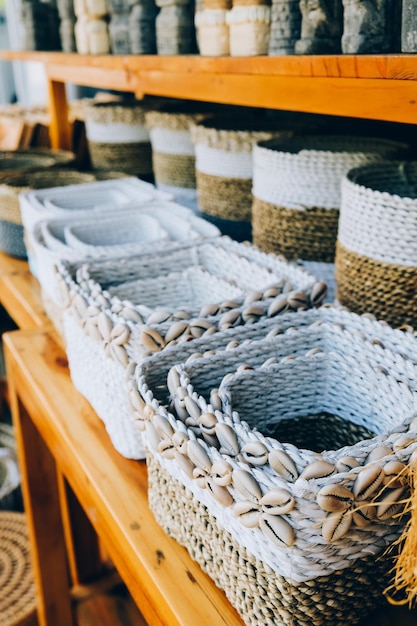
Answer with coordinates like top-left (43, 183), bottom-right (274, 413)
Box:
top-left (336, 161), bottom-right (417, 328)
top-left (55, 240), bottom-right (322, 458)
top-left (31, 202), bottom-right (220, 332)
top-left (134, 305), bottom-right (417, 625)
top-left (0, 165), bottom-right (94, 259)
top-left (19, 176), bottom-right (171, 274)
top-left (84, 100), bottom-right (153, 179)
top-left (252, 135), bottom-right (408, 300)
top-left (191, 114), bottom-right (294, 241)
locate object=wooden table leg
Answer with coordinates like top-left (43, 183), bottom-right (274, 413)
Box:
top-left (47, 78), bottom-right (72, 151)
top-left (57, 471), bottom-right (105, 587)
top-left (8, 388), bottom-right (75, 626)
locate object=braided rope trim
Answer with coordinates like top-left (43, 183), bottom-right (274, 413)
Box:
top-left (83, 101), bottom-right (147, 125)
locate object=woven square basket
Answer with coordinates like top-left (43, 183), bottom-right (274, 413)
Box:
top-left (335, 161), bottom-right (417, 328)
top-left (56, 240), bottom-right (322, 458)
top-left (135, 306), bottom-right (417, 625)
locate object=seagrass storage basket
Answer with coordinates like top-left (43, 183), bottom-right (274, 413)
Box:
top-left (145, 103), bottom-right (217, 207)
top-left (252, 136), bottom-right (408, 300)
top-left (135, 305), bottom-right (417, 625)
top-left (336, 161), bottom-right (417, 328)
top-left (84, 100), bottom-right (153, 179)
top-left (191, 115), bottom-right (294, 241)
top-left (0, 169), bottom-right (96, 259)
top-left (56, 240), bottom-right (322, 459)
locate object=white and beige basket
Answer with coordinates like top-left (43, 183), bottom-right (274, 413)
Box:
top-left (336, 161), bottom-right (417, 328)
top-left (135, 305), bottom-right (417, 625)
top-left (145, 104), bottom-right (215, 207)
top-left (84, 101), bottom-right (153, 178)
top-left (56, 240), bottom-right (321, 458)
top-left (195, 8), bottom-right (230, 56)
top-left (252, 136), bottom-right (408, 299)
top-left (191, 115), bottom-right (293, 241)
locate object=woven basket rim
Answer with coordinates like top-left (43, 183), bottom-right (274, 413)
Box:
top-left (256, 135), bottom-right (409, 155)
top-left (193, 113), bottom-right (290, 133)
top-left (345, 160), bottom-right (417, 201)
top-left (0, 168), bottom-right (96, 190)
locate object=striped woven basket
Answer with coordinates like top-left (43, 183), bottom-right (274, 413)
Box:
top-left (191, 114), bottom-right (294, 241)
top-left (84, 100), bottom-right (153, 179)
top-left (0, 169), bottom-right (95, 259)
top-left (56, 239), bottom-right (321, 458)
top-left (335, 161), bottom-right (417, 328)
top-left (252, 135), bottom-right (408, 298)
top-left (135, 305), bottom-right (417, 626)
top-left (145, 103), bottom-right (220, 207)
top-left (0, 512), bottom-right (37, 626)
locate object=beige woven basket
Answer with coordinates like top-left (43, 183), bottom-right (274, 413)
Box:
top-left (191, 114), bottom-right (293, 240)
top-left (0, 148), bottom-right (76, 179)
top-left (336, 161), bottom-right (417, 328)
top-left (84, 100), bottom-right (153, 178)
top-left (0, 512), bottom-right (37, 626)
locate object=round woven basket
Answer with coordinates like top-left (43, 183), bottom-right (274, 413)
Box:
top-left (145, 103), bottom-right (219, 201)
top-left (0, 512), bottom-right (37, 626)
top-left (84, 100), bottom-right (153, 177)
top-left (195, 8), bottom-right (230, 56)
top-left (335, 161), bottom-right (417, 327)
top-left (252, 135), bottom-right (408, 264)
top-left (0, 169), bottom-right (95, 259)
top-left (0, 148), bottom-right (76, 179)
top-left (191, 114), bottom-right (294, 240)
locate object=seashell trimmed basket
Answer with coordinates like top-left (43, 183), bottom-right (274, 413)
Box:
top-left (56, 239), bottom-right (322, 459)
top-left (336, 161), bottom-right (417, 329)
top-left (135, 305), bottom-right (417, 625)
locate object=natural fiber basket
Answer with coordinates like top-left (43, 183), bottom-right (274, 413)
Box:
top-left (145, 103), bottom-right (218, 205)
top-left (226, 4), bottom-right (270, 55)
top-left (56, 239), bottom-right (321, 458)
top-left (84, 101), bottom-right (153, 178)
top-left (0, 512), bottom-right (37, 626)
top-left (136, 305), bottom-right (417, 625)
top-left (195, 8), bottom-right (230, 56)
top-left (191, 115), bottom-right (294, 240)
top-left (0, 169), bottom-right (95, 259)
top-left (0, 148), bottom-right (76, 179)
top-left (252, 136), bottom-right (408, 294)
top-left (335, 161), bottom-right (417, 328)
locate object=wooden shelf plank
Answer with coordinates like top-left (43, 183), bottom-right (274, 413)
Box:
top-left (3, 52), bottom-right (417, 123)
top-left (4, 327), bottom-right (243, 626)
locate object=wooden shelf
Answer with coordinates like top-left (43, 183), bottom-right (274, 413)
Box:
top-left (3, 51), bottom-right (417, 125)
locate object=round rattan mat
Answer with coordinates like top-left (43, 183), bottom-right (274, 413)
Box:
top-left (0, 512), bottom-right (37, 626)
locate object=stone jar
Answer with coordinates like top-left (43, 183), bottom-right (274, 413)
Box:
top-left (295, 0), bottom-right (343, 54)
top-left (342, 0), bottom-right (400, 54)
top-left (269, 0), bottom-right (302, 55)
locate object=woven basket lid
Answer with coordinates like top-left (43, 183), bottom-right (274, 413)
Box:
top-left (0, 511), bottom-right (37, 626)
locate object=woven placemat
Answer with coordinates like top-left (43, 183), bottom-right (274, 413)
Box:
top-left (252, 198), bottom-right (339, 262)
top-left (148, 455), bottom-right (393, 626)
top-left (0, 511), bottom-right (37, 626)
top-left (196, 171), bottom-right (253, 221)
top-left (335, 241), bottom-right (417, 328)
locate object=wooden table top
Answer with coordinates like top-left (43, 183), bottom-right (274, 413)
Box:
top-left (4, 326), bottom-right (243, 626)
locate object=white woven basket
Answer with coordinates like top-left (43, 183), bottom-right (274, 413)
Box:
top-left (135, 305), bottom-right (417, 624)
top-left (226, 5), bottom-right (270, 56)
top-left (195, 9), bottom-right (230, 56)
top-left (56, 239), bottom-right (322, 459)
